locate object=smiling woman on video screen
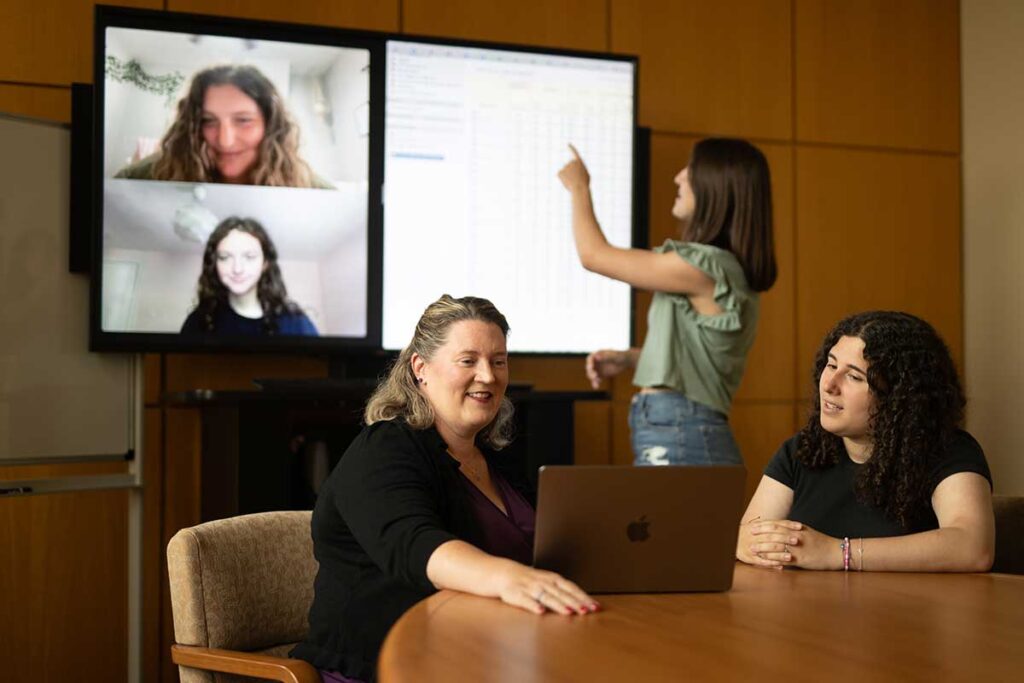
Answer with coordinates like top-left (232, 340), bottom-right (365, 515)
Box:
top-left (115, 64), bottom-right (334, 189)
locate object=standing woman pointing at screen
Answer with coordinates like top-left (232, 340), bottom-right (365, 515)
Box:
top-left (558, 138), bottom-right (777, 466)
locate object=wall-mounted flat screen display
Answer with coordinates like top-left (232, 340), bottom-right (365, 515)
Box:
top-left (89, 8), bottom-right (637, 357)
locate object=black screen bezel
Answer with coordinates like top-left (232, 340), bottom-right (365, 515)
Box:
top-left (89, 5), bottom-right (639, 357)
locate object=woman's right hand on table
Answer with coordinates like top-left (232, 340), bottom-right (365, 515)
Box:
top-left (495, 560), bottom-right (600, 616)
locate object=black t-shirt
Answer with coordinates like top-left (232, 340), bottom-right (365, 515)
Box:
top-left (764, 429), bottom-right (992, 538)
top-left (291, 419), bottom-right (531, 682)
top-left (180, 304), bottom-right (318, 336)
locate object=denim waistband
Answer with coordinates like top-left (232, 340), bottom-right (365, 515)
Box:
top-left (631, 391), bottom-right (727, 422)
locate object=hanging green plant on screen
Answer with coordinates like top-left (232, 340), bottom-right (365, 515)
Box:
top-left (105, 56), bottom-right (184, 105)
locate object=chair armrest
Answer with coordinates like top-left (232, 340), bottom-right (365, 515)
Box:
top-left (171, 644), bottom-right (320, 683)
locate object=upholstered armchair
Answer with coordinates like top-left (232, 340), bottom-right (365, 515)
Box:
top-left (167, 511), bottom-right (320, 683)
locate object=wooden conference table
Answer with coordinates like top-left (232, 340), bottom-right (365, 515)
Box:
top-left (379, 564), bottom-right (1024, 681)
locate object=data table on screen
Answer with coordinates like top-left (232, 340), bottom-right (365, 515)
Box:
top-left (383, 41), bottom-right (635, 353)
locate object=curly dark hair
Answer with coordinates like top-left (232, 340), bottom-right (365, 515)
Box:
top-left (151, 65), bottom-right (317, 186)
top-left (192, 217), bottom-right (300, 334)
top-left (796, 311), bottom-right (965, 529)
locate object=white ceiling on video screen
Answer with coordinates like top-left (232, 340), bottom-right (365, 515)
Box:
top-left (103, 180), bottom-right (367, 256)
top-left (106, 27), bottom-right (365, 74)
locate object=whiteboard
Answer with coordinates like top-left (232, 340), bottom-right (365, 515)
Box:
top-left (0, 114), bottom-right (133, 462)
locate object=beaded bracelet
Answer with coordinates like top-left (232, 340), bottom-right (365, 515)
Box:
top-left (841, 537), bottom-right (851, 571)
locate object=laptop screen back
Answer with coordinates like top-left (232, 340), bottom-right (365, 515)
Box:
top-left (533, 465), bottom-right (746, 593)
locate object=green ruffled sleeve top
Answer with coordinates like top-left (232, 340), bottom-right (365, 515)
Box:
top-left (631, 240), bottom-right (760, 415)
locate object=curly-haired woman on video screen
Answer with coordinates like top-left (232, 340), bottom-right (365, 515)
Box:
top-left (116, 64), bottom-right (333, 188)
top-left (181, 217), bottom-right (318, 337)
top-left (737, 311), bottom-right (994, 573)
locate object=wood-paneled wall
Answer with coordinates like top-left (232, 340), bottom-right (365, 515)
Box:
top-left (1, 1), bottom-right (962, 681)
top-left (962, 0), bottom-right (1024, 496)
top-left (0, 460), bottom-right (130, 682)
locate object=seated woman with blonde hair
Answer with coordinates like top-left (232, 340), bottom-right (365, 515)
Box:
top-left (292, 294), bottom-right (597, 683)
top-left (737, 311), bottom-right (994, 572)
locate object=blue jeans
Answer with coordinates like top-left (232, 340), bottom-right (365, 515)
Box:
top-left (628, 392), bottom-right (743, 466)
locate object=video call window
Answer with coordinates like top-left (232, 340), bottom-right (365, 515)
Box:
top-left (99, 23), bottom-right (373, 343)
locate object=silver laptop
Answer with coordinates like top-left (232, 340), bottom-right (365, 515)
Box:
top-left (533, 465), bottom-right (746, 593)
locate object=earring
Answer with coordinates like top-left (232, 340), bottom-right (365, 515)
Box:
top-left (418, 377), bottom-right (426, 385)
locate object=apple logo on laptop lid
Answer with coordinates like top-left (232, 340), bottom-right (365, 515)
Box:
top-left (626, 515), bottom-right (650, 542)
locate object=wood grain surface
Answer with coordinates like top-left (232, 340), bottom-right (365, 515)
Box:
top-left (381, 564), bottom-right (1024, 682)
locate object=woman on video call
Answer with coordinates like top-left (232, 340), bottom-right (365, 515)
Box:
top-left (737, 311), bottom-right (994, 573)
top-left (115, 64), bottom-right (333, 188)
top-left (292, 295), bottom-right (597, 683)
top-left (558, 138), bottom-right (777, 467)
top-left (180, 216), bottom-right (318, 337)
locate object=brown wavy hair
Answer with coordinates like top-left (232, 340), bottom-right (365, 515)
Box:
top-left (796, 311), bottom-right (965, 529)
top-left (683, 138), bottom-right (777, 292)
top-left (191, 217), bottom-right (301, 334)
top-left (151, 65), bottom-right (317, 186)
top-left (365, 295), bottom-right (515, 449)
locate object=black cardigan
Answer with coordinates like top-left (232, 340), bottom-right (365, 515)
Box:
top-left (291, 418), bottom-right (531, 681)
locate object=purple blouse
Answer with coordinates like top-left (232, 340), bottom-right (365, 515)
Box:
top-left (321, 671), bottom-right (361, 683)
top-left (458, 465), bottom-right (535, 566)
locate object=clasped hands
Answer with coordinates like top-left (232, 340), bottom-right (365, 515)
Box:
top-left (737, 518), bottom-right (842, 571)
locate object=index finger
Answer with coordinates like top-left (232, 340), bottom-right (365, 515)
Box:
top-left (567, 143), bottom-right (581, 160)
